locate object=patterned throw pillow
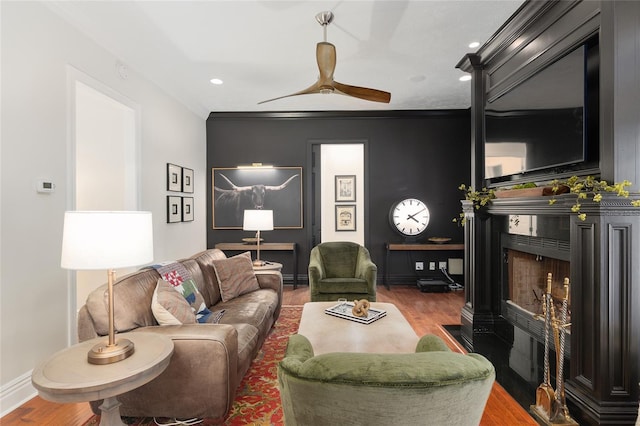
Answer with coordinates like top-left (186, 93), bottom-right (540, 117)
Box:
top-left (213, 252), bottom-right (261, 302)
top-left (153, 262), bottom-right (213, 323)
top-left (151, 279), bottom-right (197, 325)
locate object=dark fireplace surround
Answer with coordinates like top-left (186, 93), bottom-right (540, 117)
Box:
top-left (455, 2), bottom-right (640, 424)
top-left (460, 195), bottom-right (640, 425)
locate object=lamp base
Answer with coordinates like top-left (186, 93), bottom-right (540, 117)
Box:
top-left (87, 338), bottom-right (135, 365)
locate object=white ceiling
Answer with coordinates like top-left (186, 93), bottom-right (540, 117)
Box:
top-left (46, 1), bottom-right (525, 118)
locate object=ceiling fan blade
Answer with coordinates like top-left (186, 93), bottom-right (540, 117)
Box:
top-left (316, 42), bottom-right (336, 82)
top-left (333, 81), bottom-right (391, 103)
top-left (257, 82), bottom-right (322, 104)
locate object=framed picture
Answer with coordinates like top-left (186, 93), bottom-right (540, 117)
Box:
top-left (182, 167), bottom-right (194, 193)
top-left (167, 196), bottom-right (182, 223)
top-left (167, 163), bottom-right (182, 192)
top-left (212, 166), bottom-right (303, 229)
top-left (335, 204), bottom-right (356, 231)
top-left (335, 175), bottom-right (356, 202)
top-left (182, 197), bottom-right (194, 222)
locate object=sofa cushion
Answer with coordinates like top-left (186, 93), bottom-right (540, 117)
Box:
top-left (217, 298), bottom-right (272, 331)
top-left (191, 249), bottom-right (227, 305)
top-left (151, 279), bottom-right (197, 325)
top-left (213, 252), bottom-right (260, 302)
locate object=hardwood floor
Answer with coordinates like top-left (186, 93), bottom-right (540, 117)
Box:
top-left (2, 285), bottom-right (537, 425)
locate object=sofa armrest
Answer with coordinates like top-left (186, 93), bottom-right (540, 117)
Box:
top-left (119, 324), bottom-right (240, 418)
top-left (77, 305), bottom-right (99, 342)
top-left (415, 334), bottom-right (452, 353)
top-left (255, 270), bottom-right (283, 294)
top-left (308, 249), bottom-right (325, 297)
top-left (355, 257), bottom-right (377, 280)
top-left (279, 334), bottom-right (315, 376)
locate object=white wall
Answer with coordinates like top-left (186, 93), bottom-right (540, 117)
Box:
top-left (320, 144), bottom-right (364, 245)
top-left (0, 2), bottom-right (207, 415)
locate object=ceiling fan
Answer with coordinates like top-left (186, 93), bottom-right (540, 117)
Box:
top-left (258, 11), bottom-right (391, 104)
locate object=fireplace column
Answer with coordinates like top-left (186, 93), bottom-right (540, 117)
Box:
top-left (461, 200), bottom-right (500, 348)
top-left (564, 198), bottom-right (640, 425)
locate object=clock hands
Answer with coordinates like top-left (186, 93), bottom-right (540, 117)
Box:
top-left (406, 207), bottom-right (427, 223)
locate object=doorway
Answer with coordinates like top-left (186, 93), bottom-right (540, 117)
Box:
top-left (307, 140), bottom-right (368, 249)
top-left (67, 68), bottom-right (140, 342)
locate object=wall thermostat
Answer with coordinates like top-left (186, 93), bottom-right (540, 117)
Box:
top-left (36, 180), bottom-right (56, 193)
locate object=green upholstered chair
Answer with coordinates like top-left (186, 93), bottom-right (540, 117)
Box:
top-left (278, 334), bottom-right (495, 426)
top-left (308, 241), bottom-right (377, 302)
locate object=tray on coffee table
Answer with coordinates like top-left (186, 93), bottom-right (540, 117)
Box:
top-left (324, 302), bottom-right (387, 324)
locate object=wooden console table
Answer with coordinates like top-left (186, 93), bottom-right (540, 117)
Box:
top-left (215, 242), bottom-right (298, 288)
top-left (384, 243), bottom-right (465, 289)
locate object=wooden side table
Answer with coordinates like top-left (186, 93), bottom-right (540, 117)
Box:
top-left (32, 332), bottom-right (173, 426)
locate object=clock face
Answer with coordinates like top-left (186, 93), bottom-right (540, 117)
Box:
top-left (390, 198), bottom-right (430, 236)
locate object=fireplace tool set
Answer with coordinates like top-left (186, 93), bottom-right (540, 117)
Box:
top-left (530, 273), bottom-right (578, 425)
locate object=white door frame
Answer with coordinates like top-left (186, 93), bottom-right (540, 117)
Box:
top-left (65, 66), bottom-right (142, 345)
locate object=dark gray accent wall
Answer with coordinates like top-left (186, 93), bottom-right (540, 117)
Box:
top-left (206, 111), bottom-right (471, 282)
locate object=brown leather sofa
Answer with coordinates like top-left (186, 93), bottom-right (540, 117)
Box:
top-left (77, 248), bottom-right (282, 421)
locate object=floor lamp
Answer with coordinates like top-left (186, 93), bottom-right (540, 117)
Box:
top-left (61, 211), bottom-right (153, 365)
top-left (243, 209), bottom-right (273, 266)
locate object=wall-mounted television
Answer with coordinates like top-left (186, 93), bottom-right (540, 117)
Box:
top-left (484, 39), bottom-right (599, 183)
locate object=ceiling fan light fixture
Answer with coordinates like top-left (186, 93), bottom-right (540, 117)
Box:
top-left (315, 11), bottom-right (334, 27)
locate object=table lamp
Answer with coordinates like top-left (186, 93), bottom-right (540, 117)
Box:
top-left (243, 209), bottom-right (273, 266)
top-left (61, 211), bottom-right (153, 365)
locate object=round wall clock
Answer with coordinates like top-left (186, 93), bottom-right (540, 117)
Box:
top-left (389, 198), bottom-right (431, 238)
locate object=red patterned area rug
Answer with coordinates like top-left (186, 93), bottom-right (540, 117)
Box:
top-left (83, 305), bottom-right (302, 426)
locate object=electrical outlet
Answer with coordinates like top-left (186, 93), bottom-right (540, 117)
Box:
top-left (429, 262), bottom-right (436, 271)
top-left (439, 261), bottom-right (448, 270)
top-left (415, 261), bottom-right (424, 271)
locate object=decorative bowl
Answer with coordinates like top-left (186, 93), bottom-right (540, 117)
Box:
top-left (428, 237), bottom-right (451, 244)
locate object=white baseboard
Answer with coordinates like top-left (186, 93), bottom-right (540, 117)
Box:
top-left (0, 371), bottom-right (37, 418)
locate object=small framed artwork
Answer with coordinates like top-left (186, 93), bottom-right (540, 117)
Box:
top-left (182, 197), bottom-right (194, 222)
top-left (182, 168), bottom-right (194, 193)
top-left (167, 163), bottom-right (182, 192)
top-left (335, 204), bottom-right (356, 231)
top-left (335, 175), bottom-right (356, 202)
top-left (167, 196), bottom-right (182, 223)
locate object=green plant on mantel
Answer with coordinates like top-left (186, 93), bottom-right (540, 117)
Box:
top-left (453, 184), bottom-right (495, 226)
top-left (454, 176), bottom-right (640, 225)
top-left (549, 176), bottom-right (640, 220)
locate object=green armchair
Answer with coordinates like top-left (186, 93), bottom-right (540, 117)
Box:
top-left (278, 334), bottom-right (495, 426)
top-left (308, 241), bottom-right (377, 302)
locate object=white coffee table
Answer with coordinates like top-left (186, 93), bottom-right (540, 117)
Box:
top-left (297, 302), bottom-right (419, 355)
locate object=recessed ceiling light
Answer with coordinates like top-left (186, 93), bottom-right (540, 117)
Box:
top-left (210, 78), bottom-right (223, 85)
top-left (459, 75), bottom-right (472, 82)
top-left (469, 41), bottom-right (480, 49)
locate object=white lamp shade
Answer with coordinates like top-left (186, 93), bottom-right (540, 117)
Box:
top-left (243, 210), bottom-right (274, 231)
top-left (61, 211), bottom-right (154, 270)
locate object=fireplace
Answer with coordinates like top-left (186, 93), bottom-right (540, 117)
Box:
top-left (499, 215), bottom-right (572, 356)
